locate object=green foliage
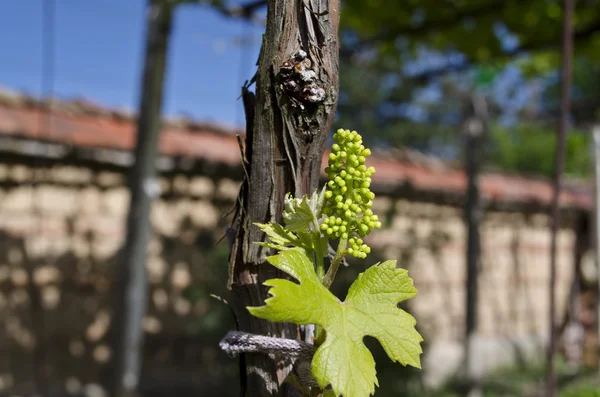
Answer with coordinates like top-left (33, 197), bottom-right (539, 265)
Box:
top-left (544, 58), bottom-right (600, 123)
top-left (488, 124), bottom-right (591, 178)
top-left (256, 188), bottom-right (328, 258)
top-left (333, 47), bottom-right (465, 159)
top-left (283, 190), bottom-right (324, 232)
top-left (561, 385), bottom-right (600, 397)
top-left (248, 129), bottom-right (423, 396)
top-left (341, 0), bottom-right (600, 67)
top-left (249, 249), bottom-right (422, 397)
top-left (334, 1), bottom-right (600, 175)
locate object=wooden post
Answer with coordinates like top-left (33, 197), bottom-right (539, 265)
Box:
top-left (463, 94), bottom-right (487, 396)
top-left (110, 2), bottom-right (173, 397)
top-left (547, 0), bottom-right (574, 395)
top-left (28, 0), bottom-right (56, 394)
top-left (592, 126), bottom-right (600, 371)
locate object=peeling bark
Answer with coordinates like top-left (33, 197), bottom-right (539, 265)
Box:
top-left (228, 1), bottom-right (340, 395)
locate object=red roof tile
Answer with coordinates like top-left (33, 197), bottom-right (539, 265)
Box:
top-left (0, 91), bottom-right (593, 211)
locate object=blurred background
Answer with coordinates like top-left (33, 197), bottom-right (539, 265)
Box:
top-left (0, 0), bottom-right (599, 396)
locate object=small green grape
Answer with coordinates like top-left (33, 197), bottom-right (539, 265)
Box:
top-left (321, 129), bottom-right (382, 259)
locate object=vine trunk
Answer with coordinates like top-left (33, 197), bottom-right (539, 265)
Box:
top-left (227, 1), bottom-right (340, 396)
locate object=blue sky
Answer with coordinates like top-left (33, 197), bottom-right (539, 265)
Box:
top-left (0, 0), bottom-right (536, 132)
top-left (0, 0), bottom-right (264, 128)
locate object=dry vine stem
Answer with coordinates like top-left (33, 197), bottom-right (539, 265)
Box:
top-left (226, 1), bottom-right (340, 396)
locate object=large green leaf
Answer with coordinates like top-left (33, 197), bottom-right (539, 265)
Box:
top-left (248, 249), bottom-right (423, 397)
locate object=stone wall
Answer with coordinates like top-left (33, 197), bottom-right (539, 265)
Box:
top-left (0, 161), bottom-right (584, 395)
top-left (366, 198), bottom-right (579, 386)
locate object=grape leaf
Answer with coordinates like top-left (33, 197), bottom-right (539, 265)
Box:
top-left (283, 194), bottom-right (316, 232)
top-left (282, 187), bottom-right (326, 232)
top-left (254, 222), bottom-right (326, 258)
top-left (248, 249), bottom-right (423, 397)
top-left (254, 222), bottom-right (301, 252)
top-left (256, 187), bottom-right (328, 257)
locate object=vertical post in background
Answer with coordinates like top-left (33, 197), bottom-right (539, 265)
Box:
top-left (547, 0), bottom-right (574, 395)
top-left (463, 94), bottom-right (488, 397)
top-left (28, 0), bottom-right (56, 394)
top-left (593, 127), bottom-right (600, 372)
top-left (110, 1), bottom-right (173, 397)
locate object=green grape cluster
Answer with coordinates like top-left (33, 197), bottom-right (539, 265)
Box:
top-left (321, 129), bottom-right (382, 258)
